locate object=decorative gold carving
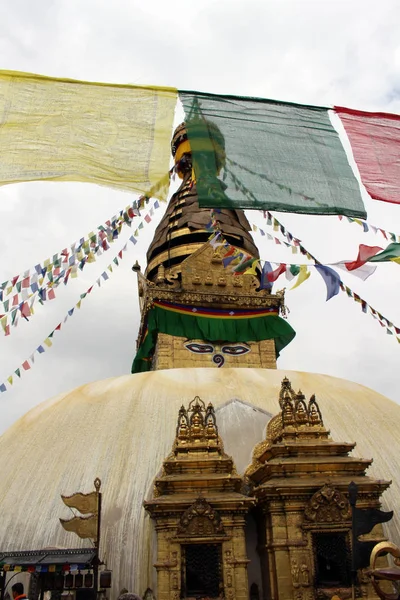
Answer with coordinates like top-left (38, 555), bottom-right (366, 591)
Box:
top-left (304, 484), bottom-right (351, 523)
top-left (177, 497), bottom-right (225, 537)
top-left (300, 562), bottom-right (310, 586)
top-left (291, 558), bottom-right (300, 587)
top-left (295, 392), bottom-right (309, 425)
top-left (174, 396), bottom-right (221, 447)
top-left (279, 375), bottom-right (296, 408)
top-left (309, 394), bottom-right (323, 425)
top-left (266, 414), bottom-right (283, 444)
top-left (156, 264), bottom-right (166, 284)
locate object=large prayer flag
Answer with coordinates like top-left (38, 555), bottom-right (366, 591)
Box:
top-left (335, 107), bottom-right (400, 205)
top-left (179, 91), bottom-right (366, 217)
top-left (0, 71), bottom-right (177, 198)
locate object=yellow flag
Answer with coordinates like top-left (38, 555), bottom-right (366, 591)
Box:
top-left (60, 515), bottom-right (97, 540)
top-left (61, 491), bottom-right (98, 515)
top-left (291, 265), bottom-right (311, 290)
top-left (0, 71), bottom-right (177, 199)
top-left (244, 259), bottom-right (260, 276)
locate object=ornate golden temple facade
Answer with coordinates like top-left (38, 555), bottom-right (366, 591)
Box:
top-left (144, 381), bottom-right (391, 600)
top-left (145, 396), bottom-right (254, 600)
top-left (137, 123), bottom-right (393, 599)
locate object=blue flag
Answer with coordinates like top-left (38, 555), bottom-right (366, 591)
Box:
top-left (315, 265), bottom-right (341, 301)
top-left (260, 261), bottom-right (273, 291)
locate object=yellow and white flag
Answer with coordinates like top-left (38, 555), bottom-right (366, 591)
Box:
top-left (0, 71), bottom-right (177, 198)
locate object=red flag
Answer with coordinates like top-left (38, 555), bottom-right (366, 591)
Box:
top-left (22, 360), bottom-right (31, 371)
top-left (48, 289), bottom-right (56, 300)
top-left (335, 106), bottom-right (400, 204)
top-left (267, 263), bottom-right (286, 282)
top-left (21, 302), bottom-right (31, 318)
top-left (22, 276), bottom-right (30, 288)
top-left (344, 244), bottom-right (383, 271)
top-left (223, 246), bottom-right (236, 258)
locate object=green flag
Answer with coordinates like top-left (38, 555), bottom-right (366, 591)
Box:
top-left (368, 243), bottom-right (400, 263)
top-left (179, 91), bottom-right (366, 218)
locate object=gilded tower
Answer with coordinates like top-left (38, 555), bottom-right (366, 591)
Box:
top-left (132, 122), bottom-right (295, 373)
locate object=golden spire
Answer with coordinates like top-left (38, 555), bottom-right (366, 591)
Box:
top-left (145, 122), bottom-right (259, 282)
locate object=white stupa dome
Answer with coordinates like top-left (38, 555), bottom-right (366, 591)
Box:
top-left (0, 367), bottom-right (398, 596)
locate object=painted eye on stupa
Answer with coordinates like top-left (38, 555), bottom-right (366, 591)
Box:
top-left (184, 342), bottom-right (215, 354)
top-left (221, 344), bottom-right (250, 356)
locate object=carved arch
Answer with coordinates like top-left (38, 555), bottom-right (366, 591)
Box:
top-left (304, 484), bottom-right (351, 524)
top-left (177, 497), bottom-right (224, 536)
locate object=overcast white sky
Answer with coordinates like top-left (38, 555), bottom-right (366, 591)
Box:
top-left (1, 0), bottom-right (400, 433)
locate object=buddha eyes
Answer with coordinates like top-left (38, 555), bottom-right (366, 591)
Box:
top-left (185, 343), bottom-right (214, 354)
top-left (221, 345), bottom-right (250, 356)
top-left (184, 342), bottom-right (250, 355)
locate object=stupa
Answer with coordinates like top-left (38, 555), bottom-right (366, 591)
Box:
top-left (0, 122), bottom-right (399, 600)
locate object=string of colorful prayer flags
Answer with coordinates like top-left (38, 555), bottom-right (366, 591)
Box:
top-left (256, 216), bottom-right (400, 342)
top-left (207, 217), bottom-right (400, 342)
top-left (338, 215), bottom-right (400, 243)
top-left (0, 238), bottom-right (137, 394)
top-left (0, 198), bottom-right (162, 336)
top-left (0, 169), bottom-right (172, 311)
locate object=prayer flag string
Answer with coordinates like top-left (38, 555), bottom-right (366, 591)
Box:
top-left (0, 237), bottom-right (139, 394)
top-left (0, 196), bottom-right (163, 336)
top-left (207, 220), bottom-right (400, 344)
top-left (0, 171), bottom-right (171, 311)
top-left (337, 215), bottom-right (400, 242)
top-left (256, 215), bottom-right (400, 343)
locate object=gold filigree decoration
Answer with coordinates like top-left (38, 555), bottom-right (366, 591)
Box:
top-left (177, 497), bottom-right (224, 536)
top-left (266, 414), bottom-right (283, 443)
top-left (304, 484), bottom-right (351, 523)
top-left (175, 396), bottom-right (220, 447)
top-left (271, 379), bottom-right (326, 441)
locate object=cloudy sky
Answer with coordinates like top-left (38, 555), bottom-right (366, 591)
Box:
top-left (1, 0), bottom-right (400, 433)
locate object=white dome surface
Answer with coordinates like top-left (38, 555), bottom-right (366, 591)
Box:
top-left (0, 368), bottom-right (399, 595)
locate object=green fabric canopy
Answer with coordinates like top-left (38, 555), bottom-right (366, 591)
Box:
top-left (131, 303), bottom-right (296, 373)
top-left (179, 91), bottom-right (366, 218)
